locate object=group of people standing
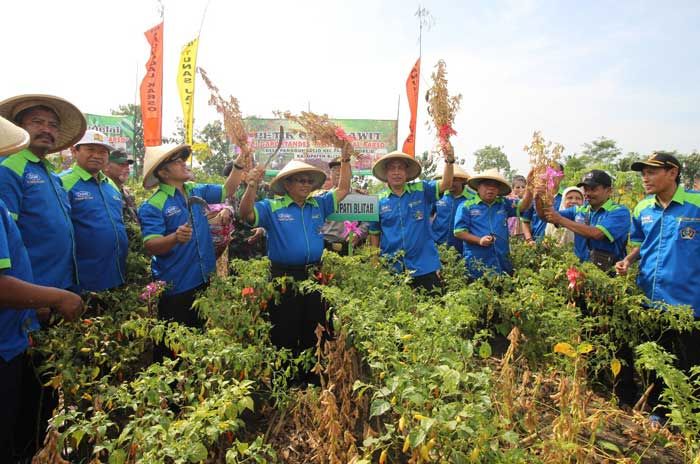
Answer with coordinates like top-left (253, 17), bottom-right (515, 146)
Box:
top-left (0, 91), bottom-right (698, 461)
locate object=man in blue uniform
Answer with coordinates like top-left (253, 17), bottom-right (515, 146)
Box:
top-left (139, 144), bottom-right (246, 359)
top-left (239, 155), bottom-right (351, 364)
top-left (368, 148), bottom-right (455, 292)
top-left (616, 152), bottom-right (700, 414)
top-left (0, 115), bottom-right (83, 461)
top-left (454, 169), bottom-right (531, 278)
top-left (542, 170), bottom-right (630, 271)
top-left (0, 94), bottom-right (85, 459)
top-left (0, 94), bottom-right (84, 291)
top-left (431, 165), bottom-right (474, 254)
top-left (61, 130), bottom-right (128, 292)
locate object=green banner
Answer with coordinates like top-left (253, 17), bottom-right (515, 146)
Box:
top-left (245, 118), bottom-right (398, 176)
top-left (84, 114), bottom-right (135, 153)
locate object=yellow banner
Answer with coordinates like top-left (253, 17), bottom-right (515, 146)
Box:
top-left (177, 37), bottom-right (199, 145)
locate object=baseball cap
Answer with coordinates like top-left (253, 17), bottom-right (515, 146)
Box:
top-left (75, 129), bottom-right (114, 151)
top-left (577, 169), bottom-right (612, 188)
top-left (631, 151), bottom-right (681, 172)
top-left (109, 148), bottom-right (134, 165)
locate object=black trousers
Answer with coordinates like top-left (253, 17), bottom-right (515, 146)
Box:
top-left (647, 320), bottom-right (700, 411)
top-left (410, 271), bottom-right (443, 294)
top-left (12, 351), bottom-right (57, 460)
top-left (0, 353), bottom-right (23, 461)
top-left (268, 264), bottom-right (332, 357)
top-left (154, 283), bottom-right (208, 363)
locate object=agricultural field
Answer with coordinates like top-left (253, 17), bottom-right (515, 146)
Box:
top-left (29, 227), bottom-right (700, 463)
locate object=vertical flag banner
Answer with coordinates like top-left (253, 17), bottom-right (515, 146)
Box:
top-left (402, 58), bottom-right (421, 157)
top-left (140, 22), bottom-right (164, 146)
top-left (177, 37), bottom-right (199, 145)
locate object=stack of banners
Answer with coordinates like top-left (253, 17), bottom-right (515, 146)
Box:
top-left (245, 118), bottom-right (398, 176)
top-left (84, 114), bottom-right (135, 153)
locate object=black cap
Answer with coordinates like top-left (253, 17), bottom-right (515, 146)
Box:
top-left (328, 157), bottom-right (341, 168)
top-left (631, 151), bottom-right (682, 172)
top-left (577, 169), bottom-right (612, 188)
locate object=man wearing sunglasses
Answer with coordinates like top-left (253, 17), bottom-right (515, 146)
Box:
top-left (139, 144), bottom-right (247, 362)
top-left (239, 149), bottom-right (351, 384)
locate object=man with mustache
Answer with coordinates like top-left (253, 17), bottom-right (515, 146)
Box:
top-left (60, 130), bottom-right (128, 293)
top-left (0, 115), bottom-right (84, 462)
top-left (0, 95), bottom-right (85, 459)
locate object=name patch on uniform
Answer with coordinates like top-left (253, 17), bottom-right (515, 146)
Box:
top-left (640, 215), bottom-right (654, 225)
top-left (165, 206), bottom-right (182, 217)
top-left (381, 205), bottom-right (392, 214)
top-left (680, 226), bottom-right (696, 240)
top-left (277, 213), bottom-right (295, 222)
top-left (409, 200), bottom-right (422, 208)
top-left (74, 191), bottom-right (94, 201)
top-left (469, 209), bottom-right (481, 216)
top-left (25, 172), bottom-right (44, 185)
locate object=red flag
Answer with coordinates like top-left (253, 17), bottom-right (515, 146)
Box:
top-left (402, 58), bottom-right (421, 157)
top-left (140, 22), bottom-right (164, 146)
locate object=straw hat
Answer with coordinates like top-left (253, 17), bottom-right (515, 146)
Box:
top-left (372, 151), bottom-right (421, 182)
top-left (0, 94), bottom-right (86, 152)
top-left (270, 160), bottom-right (326, 195)
top-left (142, 144), bottom-right (191, 189)
top-left (436, 165), bottom-right (470, 181)
top-left (467, 168), bottom-right (512, 196)
top-left (0, 115), bottom-right (30, 157)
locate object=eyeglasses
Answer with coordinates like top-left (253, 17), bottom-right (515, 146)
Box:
top-left (289, 177), bottom-right (315, 185)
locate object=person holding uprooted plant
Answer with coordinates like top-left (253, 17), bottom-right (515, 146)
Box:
top-left (367, 144), bottom-right (455, 292)
top-left (453, 169), bottom-right (532, 279)
top-left (538, 170), bottom-right (630, 272)
top-left (239, 146), bottom-right (352, 384)
top-left (138, 144), bottom-right (246, 361)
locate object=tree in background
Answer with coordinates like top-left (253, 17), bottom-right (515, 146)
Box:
top-left (418, 150), bottom-right (439, 180)
top-left (196, 121), bottom-right (233, 176)
top-left (473, 145), bottom-right (514, 179)
top-left (580, 137), bottom-right (621, 164)
top-left (680, 151), bottom-right (700, 189)
top-left (111, 104), bottom-right (144, 176)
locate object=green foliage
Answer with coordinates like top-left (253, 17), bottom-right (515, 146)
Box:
top-left (195, 120), bottom-right (234, 176)
top-left (418, 150), bottom-right (439, 180)
top-left (473, 145), bottom-right (514, 179)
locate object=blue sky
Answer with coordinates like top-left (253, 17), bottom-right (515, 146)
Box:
top-left (2, 0), bottom-right (698, 174)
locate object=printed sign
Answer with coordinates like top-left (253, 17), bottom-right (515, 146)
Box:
top-left (326, 193), bottom-right (379, 222)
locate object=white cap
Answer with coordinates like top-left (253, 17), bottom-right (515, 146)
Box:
top-left (74, 129), bottom-right (114, 151)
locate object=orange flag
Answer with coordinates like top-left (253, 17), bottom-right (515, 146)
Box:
top-left (402, 58), bottom-right (421, 157)
top-left (140, 22), bottom-right (164, 146)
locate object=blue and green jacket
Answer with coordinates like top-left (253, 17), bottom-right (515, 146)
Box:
top-left (60, 165), bottom-right (128, 292)
top-left (631, 188), bottom-right (700, 316)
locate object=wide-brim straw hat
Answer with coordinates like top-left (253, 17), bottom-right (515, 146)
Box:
top-left (372, 151), bottom-right (422, 182)
top-left (270, 160), bottom-right (326, 195)
top-left (436, 165), bottom-right (470, 181)
top-left (0, 94), bottom-right (86, 153)
top-left (0, 116), bottom-right (30, 157)
top-left (142, 144), bottom-right (191, 189)
top-left (467, 168), bottom-right (512, 196)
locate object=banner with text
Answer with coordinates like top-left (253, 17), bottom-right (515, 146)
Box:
top-left (84, 114), bottom-right (135, 153)
top-left (244, 118), bottom-right (398, 176)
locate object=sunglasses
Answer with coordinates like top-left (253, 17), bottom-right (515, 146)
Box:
top-left (289, 177), bottom-right (315, 185)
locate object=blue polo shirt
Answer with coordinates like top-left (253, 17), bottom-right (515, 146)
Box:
top-left (432, 189), bottom-right (476, 253)
top-left (522, 192), bottom-right (562, 240)
top-left (368, 180), bottom-right (441, 277)
top-left (253, 191), bottom-right (337, 266)
top-left (60, 165), bottom-right (128, 292)
top-left (454, 196), bottom-right (519, 278)
top-left (631, 188), bottom-right (700, 316)
top-left (559, 199), bottom-right (630, 263)
top-left (0, 199), bottom-right (35, 362)
top-left (139, 182), bottom-right (225, 295)
top-left (0, 149), bottom-right (77, 289)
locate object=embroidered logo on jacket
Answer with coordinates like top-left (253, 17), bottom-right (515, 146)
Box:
top-left (25, 172), bottom-right (44, 185)
top-left (680, 226), bottom-right (696, 240)
top-left (74, 191), bottom-right (94, 201)
top-left (165, 206), bottom-right (182, 217)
